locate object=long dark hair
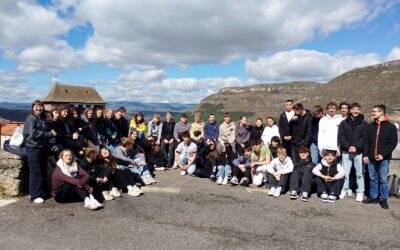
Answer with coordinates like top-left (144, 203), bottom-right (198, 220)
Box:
top-left (31, 100), bottom-right (45, 117)
top-left (134, 112), bottom-right (144, 125)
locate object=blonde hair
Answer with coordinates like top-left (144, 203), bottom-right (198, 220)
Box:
top-left (121, 137), bottom-right (133, 147)
top-left (59, 149), bottom-right (75, 161)
top-left (276, 147), bottom-right (287, 156)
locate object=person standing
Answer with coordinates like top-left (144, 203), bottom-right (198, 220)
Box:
top-left (23, 100), bottom-right (56, 203)
top-left (338, 103), bottom-right (367, 202)
top-left (160, 112), bottom-right (175, 168)
top-left (290, 103), bottom-right (312, 164)
top-left (318, 102), bottom-right (342, 157)
top-left (279, 100), bottom-right (294, 157)
top-left (310, 105), bottom-right (323, 165)
top-left (362, 104), bottom-right (398, 209)
top-left (218, 112), bottom-right (236, 153)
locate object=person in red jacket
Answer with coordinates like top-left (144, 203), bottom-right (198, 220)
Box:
top-left (52, 149), bottom-right (103, 210)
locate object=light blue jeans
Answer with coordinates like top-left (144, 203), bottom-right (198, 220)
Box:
top-left (310, 143), bottom-right (320, 165)
top-left (368, 160), bottom-right (390, 200)
top-left (341, 152), bottom-right (364, 194)
top-left (179, 155), bottom-right (196, 175)
top-left (216, 165), bottom-right (232, 179)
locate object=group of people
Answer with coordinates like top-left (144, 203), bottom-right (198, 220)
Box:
top-left (21, 99), bottom-right (398, 210)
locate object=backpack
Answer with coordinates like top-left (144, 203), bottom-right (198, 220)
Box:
top-left (388, 174), bottom-right (400, 197)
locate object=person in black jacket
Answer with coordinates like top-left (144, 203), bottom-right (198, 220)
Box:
top-left (289, 147), bottom-right (315, 202)
top-left (249, 118), bottom-right (264, 143)
top-left (290, 103), bottom-right (312, 164)
top-left (115, 107), bottom-right (129, 139)
top-left (362, 104), bottom-right (398, 209)
top-left (279, 100), bottom-right (294, 157)
top-left (93, 108), bottom-right (107, 145)
top-left (196, 139), bottom-right (219, 179)
top-left (160, 111), bottom-right (176, 167)
top-left (23, 100), bottom-right (56, 204)
top-left (338, 103), bottom-right (367, 202)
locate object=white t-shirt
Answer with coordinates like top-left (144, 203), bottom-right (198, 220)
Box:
top-left (286, 110), bottom-right (295, 122)
top-left (175, 142), bottom-right (198, 158)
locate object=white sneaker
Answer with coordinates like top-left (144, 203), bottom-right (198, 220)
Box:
top-left (128, 189), bottom-right (141, 197)
top-left (273, 187), bottom-right (282, 198)
top-left (356, 193), bottom-right (364, 202)
top-left (110, 188), bottom-right (121, 197)
top-left (339, 190), bottom-right (347, 199)
top-left (328, 195), bottom-right (336, 203)
top-left (33, 197), bottom-right (44, 204)
top-left (268, 187), bottom-right (276, 196)
top-left (347, 190), bottom-right (353, 197)
top-left (142, 175), bottom-right (153, 185)
top-left (155, 167), bottom-right (165, 171)
top-left (180, 170), bottom-right (187, 176)
top-left (91, 199), bottom-right (103, 209)
top-left (222, 177), bottom-right (229, 185)
top-left (102, 191), bottom-right (114, 201)
top-left (133, 185), bottom-right (143, 194)
top-left (84, 199), bottom-right (98, 210)
top-left (217, 176), bottom-right (223, 185)
top-left (320, 193), bottom-right (329, 202)
top-left (172, 162), bottom-right (178, 169)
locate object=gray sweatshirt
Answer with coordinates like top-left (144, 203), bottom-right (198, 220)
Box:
top-left (173, 121), bottom-right (191, 141)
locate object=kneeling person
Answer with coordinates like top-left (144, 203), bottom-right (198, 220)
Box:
top-left (175, 132), bottom-right (197, 176)
top-left (267, 147), bottom-right (294, 197)
top-left (312, 150), bottom-right (345, 203)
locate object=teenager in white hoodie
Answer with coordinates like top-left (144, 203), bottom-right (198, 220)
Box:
top-left (318, 102), bottom-right (342, 157)
top-left (261, 117), bottom-right (280, 146)
top-left (266, 147), bottom-right (294, 198)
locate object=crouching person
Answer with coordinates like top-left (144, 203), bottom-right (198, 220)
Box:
top-left (230, 146), bottom-right (252, 186)
top-left (251, 139), bottom-right (272, 187)
top-left (289, 147), bottom-right (315, 201)
top-left (52, 149), bottom-right (103, 210)
top-left (312, 150), bottom-right (345, 203)
top-left (266, 147), bottom-right (294, 197)
top-left (216, 143), bottom-right (235, 185)
top-left (176, 132), bottom-right (197, 176)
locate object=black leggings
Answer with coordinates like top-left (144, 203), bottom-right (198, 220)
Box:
top-left (111, 169), bottom-right (137, 190)
top-left (290, 167), bottom-right (313, 193)
top-left (54, 183), bottom-right (89, 203)
top-left (64, 135), bottom-right (87, 154)
top-left (315, 177), bottom-right (344, 196)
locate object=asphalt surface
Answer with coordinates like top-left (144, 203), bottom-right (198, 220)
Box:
top-left (0, 169), bottom-right (400, 250)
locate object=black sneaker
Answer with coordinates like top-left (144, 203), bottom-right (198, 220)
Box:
top-left (210, 175), bottom-right (216, 182)
top-left (362, 197), bottom-right (379, 204)
top-left (230, 177), bottom-right (239, 186)
top-left (379, 199), bottom-right (389, 209)
top-left (301, 192), bottom-right (308, 202)
top-left (290, 191), bottom-right (298, 200)
top-left (239, 177), bottom-right (249, 186)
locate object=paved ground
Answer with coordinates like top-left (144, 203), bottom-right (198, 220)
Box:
top-left (0, 169), bottom-right (400, 250)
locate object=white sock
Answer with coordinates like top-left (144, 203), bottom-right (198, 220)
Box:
top-left (127, 185), bottom-right (133, 191)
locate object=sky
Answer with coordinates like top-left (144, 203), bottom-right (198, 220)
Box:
top-left (0, 0), bottom-right (399, 103)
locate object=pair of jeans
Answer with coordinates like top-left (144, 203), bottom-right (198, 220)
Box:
top-left (178, 155), bottom-right (196, 175)
top-left (341, 152), bottom-right (365, 194)
top-left (216, 165), bottom-right (232, 179)
top-left (315, 177), bottom-right (344, 196)
top-left (310, 143), bottom-right (320, 165)
top-left (26, 147), bottom-right (48, 200)
top-left (368, 160), bottom-right (390, 200)
top-left (160, 141), bottom-right (175, 166)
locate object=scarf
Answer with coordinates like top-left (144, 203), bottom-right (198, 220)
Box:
top-left (57, 159), bottom-right (78, 177)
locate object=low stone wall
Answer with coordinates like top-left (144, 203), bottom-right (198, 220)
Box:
top-left (0, 150), bottom-right (28, 197)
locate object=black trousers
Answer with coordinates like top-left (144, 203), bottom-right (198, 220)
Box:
top-left (235, 143), bottom-right (246, 157)
top-left (282, 139), bottom-right (292, 158)
top-left (232, 165), bottom-right (251, 180)
top-left (291, 146), bottom-right (301, 165)
top-left (111, 169), bottom-right (136, 190)
top-left (290, 167), bottom-right (313, 193)
top-left (26, 147), bottom-right (48, 200)
top-left (54, 183), bottom-right (89, 203)
top-left (269, 173), bottom-right (289, 188)
top-left (160, 141), bottom-right (175, 166)
top-left (315, 177), bottom-right (344, 196)
top-left (64, 135), bottom-right (87, 154)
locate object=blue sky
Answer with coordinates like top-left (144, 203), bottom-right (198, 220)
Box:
top-left (0, 0), bottom-right (399, 103)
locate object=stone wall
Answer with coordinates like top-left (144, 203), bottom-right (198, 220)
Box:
top-left (0, 150), bottom-right (28, 197)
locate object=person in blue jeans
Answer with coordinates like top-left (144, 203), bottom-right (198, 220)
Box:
top-left (216, 143), bottom-right (235, 185)
top-left (310, 105), bottom-right (323, 165)
top-left (362, 104), bottom-right (398, 209)
top-left (175, 132), bottom-right (198, 176)
top-left (338, 103), bottom-right (368, 202)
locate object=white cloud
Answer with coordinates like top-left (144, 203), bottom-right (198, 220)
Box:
top-left (0, 72), bottom-right (42, 102)
top-left (72, 0), bottom-right (380, 68)
top-left (386, 46), bottom-right (400, 61)
top-left (245, 49), bottom-right (382, 82)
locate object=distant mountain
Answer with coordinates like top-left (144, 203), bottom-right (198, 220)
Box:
top-left (196, 60), bottom-right (400, 122)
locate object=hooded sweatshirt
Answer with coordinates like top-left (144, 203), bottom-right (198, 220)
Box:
top-left (261, 125), bottom-right (280, 145)
top-left (267, 156), bottom-right (294, 175)
top-left (219, 122), bottom-right (236, 144)
top-left (318, 114), bottom-right (342, 151)
top-left (173, 121), bottom-right (191, 141)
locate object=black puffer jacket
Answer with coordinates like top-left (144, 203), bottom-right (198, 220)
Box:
top-left (290, 110), bottom-right (312, 148)
top-left (363, 118), bottom-right (398, 160)
top-left (338, 114), bottom-right (367, 153)
top-left (249, 125), bottom-right (264, 142)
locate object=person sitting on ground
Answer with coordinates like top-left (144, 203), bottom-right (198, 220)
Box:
top-left (235, 116), bottom-right (251, 156)
top-left (250, 118), bottom-right (264, 143)
top-left (289, 147), bottom-right (315, 202)
top-left (312, 150), bottom-right (345, 203)
top-left (261, 117), bottom-right (280, 146)
top-left (269, 136), bottom-right (281, 159)
top-left (216, 143), bottom-right (235, 185)
top-left (52, 149), bottom-right (103, 210)
top-left (266, 147), bottom-right (294, 198)
top-left (147, 113), bottom-right (163, 147)
top-left (175, 132), bottom-right (198, 176)
top-left (113, 137), bottom-right (156, 185)
top-left (196, 139), bottom-right (218, 179)
top-left (98, 147), bottom-right (143, 197)
top-left (230, 146), bottom-right (252, 186)
top-left (146, 144), bottom-right (167, 172)
top-left (251, 139), bottom-right (272, 187)
top-left (172, 113), bottom-right (191, 168)
top-left (218, 112), bottom-right (236, 153)
top-left (130, 112), bottom-right (147, 139)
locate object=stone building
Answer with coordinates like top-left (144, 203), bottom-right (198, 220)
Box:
top-left (43, 83), bottom-right (106, 112)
